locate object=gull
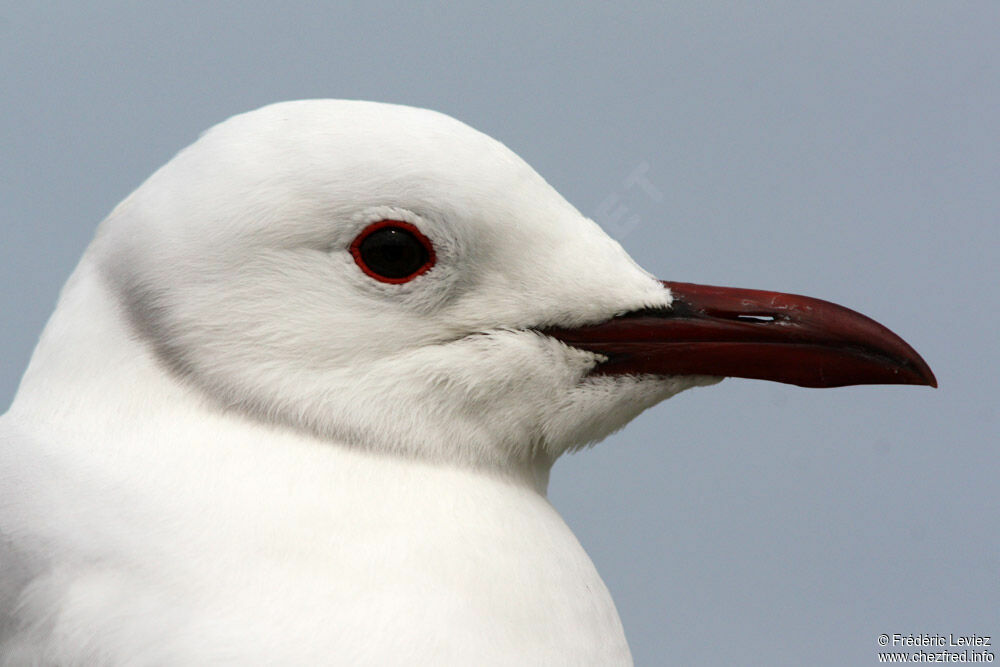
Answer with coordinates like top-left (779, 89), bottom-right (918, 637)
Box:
top-left (0, 100), bottom-right (935, 665)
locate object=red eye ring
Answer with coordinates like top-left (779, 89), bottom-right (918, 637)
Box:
top-left (349, 220), bottom-right (436, 284)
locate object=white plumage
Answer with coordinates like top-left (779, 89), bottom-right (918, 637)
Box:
top-left (1, 101), bottom-right (716, 665)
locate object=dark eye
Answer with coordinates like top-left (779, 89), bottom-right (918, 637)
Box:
top-left (350, 220), bottom-right (436, 284)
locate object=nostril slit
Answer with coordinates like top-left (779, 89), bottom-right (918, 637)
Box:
top-left (735, 314), bottom-right (776, 323)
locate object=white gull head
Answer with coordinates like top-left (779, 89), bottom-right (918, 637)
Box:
top-left (91, 100), bottom-right (712, 475)
top-left (1, 100), bottom-right (933, 665)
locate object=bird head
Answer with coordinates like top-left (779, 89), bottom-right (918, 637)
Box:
top-left (89, 100), bottom-right (933, 473)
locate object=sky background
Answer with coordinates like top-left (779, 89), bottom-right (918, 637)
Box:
top-left (2, 3), bottom-right (997, 664)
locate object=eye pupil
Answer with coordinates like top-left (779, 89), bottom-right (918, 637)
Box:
top-left (351, 221), bottom-right (435, 283)
top-left (360, 228), bottom-right (427, 278)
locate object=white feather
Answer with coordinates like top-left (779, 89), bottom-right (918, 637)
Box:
top-left (1, 100), bottom-right (715, 665)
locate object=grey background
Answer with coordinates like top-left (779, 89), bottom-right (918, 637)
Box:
top-left (2, 3), bottom-right (997, 664)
